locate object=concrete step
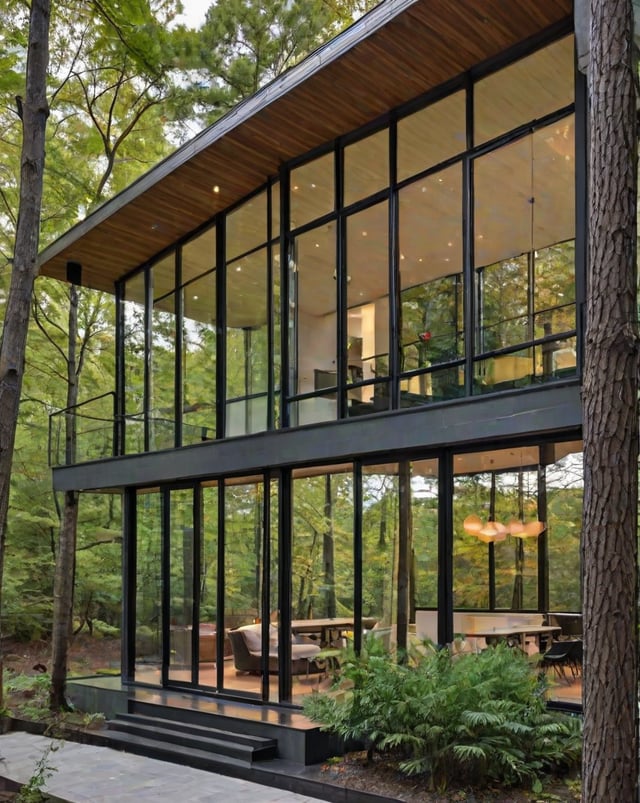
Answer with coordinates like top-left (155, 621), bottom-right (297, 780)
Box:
top-left (103, 728), bottom-right (252, 774)
top-left (107, 713), bottom-right (278, 763)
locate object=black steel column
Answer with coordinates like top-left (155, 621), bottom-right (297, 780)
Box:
top-left (438, 452), bottom-right (454, 646)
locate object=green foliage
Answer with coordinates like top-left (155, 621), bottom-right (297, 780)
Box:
top-left (303, 641), bottom-right (582, 791)
top-left (16, 740), bottom-right (59, 803)
top-left (5, 673), bottom-right (51, 720)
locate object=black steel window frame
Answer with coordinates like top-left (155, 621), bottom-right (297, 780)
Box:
top-left (114, 24), bottom-right (579, 454)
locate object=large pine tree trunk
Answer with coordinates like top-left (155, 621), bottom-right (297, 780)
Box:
top-left (583, 0), bottom-right (639, 799)
top-left (0, 0), bottom-right (50, 708)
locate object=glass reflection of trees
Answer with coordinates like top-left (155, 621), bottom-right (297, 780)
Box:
top-left (453, 444), bottom-right (582, 613)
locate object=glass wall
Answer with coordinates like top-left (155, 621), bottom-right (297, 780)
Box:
top-left (222, 476), bottom-right (265, 697)
top-left (346, 202), bottom-right (390, 413)
top-left (134, 489), bottom-right (162, 684)
top-left (546, 442), bottom-right (583, 612)
top-left (116, 33), bottom-right (577, 456)
top-left (128, 438), bottom-right (582, 703)
top-left (291, 465), bottom-right (354, 622)
top-left (150, 255), bottom-right (177, 450)
top-left (225, 191), bottom-right (274, 437)
top-left (474, 117), bottom-right (576, 393)
top-left (200, 483), bottom-right (218, 689)
top-left (168, 488), bottom-right (195, 684)
top-left (182, 228), bottom-right (217, 444)
top-left (288, 222), bottom-right (338, 425)
top-left (399, 163), bottom-right (463, 405)
top-left (452, 440), bottom-right (582, 615)
top-left (122, 272), bottom-right (146, 454)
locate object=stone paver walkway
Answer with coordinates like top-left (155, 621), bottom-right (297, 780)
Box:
top-left (0, 732), bottom-right (329, 802)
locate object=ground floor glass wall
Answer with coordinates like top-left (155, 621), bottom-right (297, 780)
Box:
top-left (128, 436), bottom-right (582, 706)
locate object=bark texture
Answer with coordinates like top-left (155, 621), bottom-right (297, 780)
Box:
top-left (0, 0), bottom-right (50, 705)
top-left (583, 1), bottom-right (639, 800)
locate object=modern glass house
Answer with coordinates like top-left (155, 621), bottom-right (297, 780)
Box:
top-left (39, 0), bottom-right (584, 738)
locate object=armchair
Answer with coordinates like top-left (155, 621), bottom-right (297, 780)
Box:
top-left (228, 624), bottom-right (323, 675)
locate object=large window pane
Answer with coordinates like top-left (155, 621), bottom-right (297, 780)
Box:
top-left (547, 443), bottom-right (583, 612)
top-left (226, 191), bottom-right (267, 261)
top-left (292, 466), bottom-right (354, 625)
top-left (226, 248), bottom-right (269, 436)
top-left (474, 118), bottom-right (576, 391)
top-left (223, 478), bottom-right (264, 697)
top-left (182, 226), bottom-right (216, 285)
top-left (475, 36), bottom-right (574, 145)
top-left (123, 272), bottom-right (145, 454)
top-left (168, 488), bottom-right (195, 683)
top-left (346, 202), bottom-right (389, 414)
top-left (288, 223), bottom-right (337, 424)
top-left (290, 152), bottom-right (334, 229)
top-left (412, 459), bottom-right (439, 610)
top-left (397, 91), bottom-right (466, 181)
top-left (134, 490), bottom-right (162, 684)
top-left (150, 261), bottom-right (177, 450)
top-left (362, 464), bottom-right (399, 637)
top-left (453, 446), bottom-right (543, 611)
top-left (182, 271), bottom-right (216, 444)
top-left (200, 483), bottom-right (219, 689)
top-left (343, 129), bottom-right (388, 207)
top-left (399, 164), bottom-right (463, 404)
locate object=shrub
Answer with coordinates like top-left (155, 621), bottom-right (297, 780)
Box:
top-left (303, 639), bottom-right (581, 790)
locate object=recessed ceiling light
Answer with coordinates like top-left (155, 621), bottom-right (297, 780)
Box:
top-left (212, 185), bottom-right (220, 194)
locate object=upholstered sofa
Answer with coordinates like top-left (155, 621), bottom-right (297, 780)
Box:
top-left (228, 624), bottom-right (323, 675)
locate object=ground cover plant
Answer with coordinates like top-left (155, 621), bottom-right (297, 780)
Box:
top-left (303, 639), bottom-right (581, 793)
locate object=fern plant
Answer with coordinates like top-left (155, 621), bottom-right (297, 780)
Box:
top-left (303, 639), bottom-right (581, 791)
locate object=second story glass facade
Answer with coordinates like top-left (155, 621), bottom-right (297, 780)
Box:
top-left (117, 33), bottom-right (579, 455)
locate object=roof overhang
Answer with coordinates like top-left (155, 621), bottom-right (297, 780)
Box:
top-left (38, 0), bottom-right (573, 293)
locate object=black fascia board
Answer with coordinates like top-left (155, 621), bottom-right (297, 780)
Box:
top-left (51, 383), bottom-right (581, 493)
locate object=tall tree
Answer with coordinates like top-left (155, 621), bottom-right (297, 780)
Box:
top-left (0, 0), bottom-right (50, 705)
top-left (582, 0), bottom-right (638, 799)
top-left (170, 0), bottom-right (378, 135)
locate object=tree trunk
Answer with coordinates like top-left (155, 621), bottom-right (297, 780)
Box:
top-left (49, 489), bottom-right (78, 710)
top-left (50, 283), bottom-right (80, 710)
top-left (583, 1), bottom-right (639, 799)
top-left (0, 0), bottom-right (50, 708)
top-left (323, 475), bottom-right (336, 618)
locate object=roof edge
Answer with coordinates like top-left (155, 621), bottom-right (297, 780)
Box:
top-left (38, 0), bottom-right (419, 271)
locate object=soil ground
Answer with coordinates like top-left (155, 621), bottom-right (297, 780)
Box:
top-left (0, 637), bottom-right (581, 802)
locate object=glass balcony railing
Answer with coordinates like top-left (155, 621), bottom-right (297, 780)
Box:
top-left (49, 392), bottom-right (118, 467)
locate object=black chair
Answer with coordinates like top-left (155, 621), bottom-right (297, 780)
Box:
top-left (541, 639), bottom-right (581, 683)
top-left (566, 639), bottom-right (583, 679)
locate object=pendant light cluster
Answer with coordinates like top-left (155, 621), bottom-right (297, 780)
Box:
top-left (463, 515), bottom-right (545, 544)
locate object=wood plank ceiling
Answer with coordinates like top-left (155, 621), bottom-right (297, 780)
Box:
top-left (38, 0), bottom-right (573, 293)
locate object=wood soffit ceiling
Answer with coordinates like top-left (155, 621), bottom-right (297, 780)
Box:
top-left (38, 0), bottom-right (573, 293)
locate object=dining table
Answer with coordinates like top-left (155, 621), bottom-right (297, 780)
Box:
top-left (464, 624), bottom-right (561, 650)
top-left (290, 616), bottom-right (378, 647)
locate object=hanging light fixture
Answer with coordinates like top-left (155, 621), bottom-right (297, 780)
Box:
top-left (463, 468), bottom-right (545, 543)
top-left (465, 514), bottom-right (544, 541)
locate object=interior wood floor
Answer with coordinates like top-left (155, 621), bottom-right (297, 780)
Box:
top-left (133, 657), bottom-right (581, 708)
